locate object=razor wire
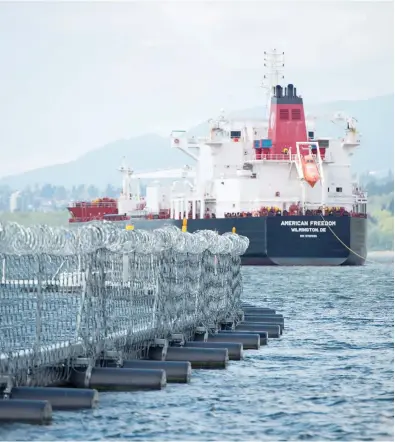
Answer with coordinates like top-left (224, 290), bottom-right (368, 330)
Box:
top-left (0, 221), bottom-right (249, 386)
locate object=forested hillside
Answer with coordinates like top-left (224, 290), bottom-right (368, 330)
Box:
top-left (363, 173), bottom-right (394, 251)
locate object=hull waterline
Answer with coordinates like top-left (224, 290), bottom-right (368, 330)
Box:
top-left (71, 215), bottom-right (367, 266)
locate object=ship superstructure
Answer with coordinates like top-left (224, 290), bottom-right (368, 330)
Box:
top-left (68, 49), bottom-right (368, 266)
top-left (124, 50), bottom-right (366, 221)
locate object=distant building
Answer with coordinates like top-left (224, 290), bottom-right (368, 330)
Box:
top-left (9, 191), bottom-right (31, 212)
top-left (9, 191), bottom-right (21, 212)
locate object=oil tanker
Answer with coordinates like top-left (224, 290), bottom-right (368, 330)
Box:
top-left (68, 49), bottom-right (367, 265)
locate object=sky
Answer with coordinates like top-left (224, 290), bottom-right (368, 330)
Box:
top-left (0, 0), bottom-right (393, 177)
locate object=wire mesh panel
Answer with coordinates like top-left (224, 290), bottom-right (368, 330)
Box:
top-left (0, 221), bottom-right (249, 386)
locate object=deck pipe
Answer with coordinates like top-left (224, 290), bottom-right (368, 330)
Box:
top-left (185, 341), bottom-right (243, 361)
top-left (220, 329), bottom-right (269, 345)
top-left (0, 399), bottom-right (52, 424)
top-left (8, 387), bottom-right (99, 411)
top-left (235, 323), bottom-right (281, 338)
top-left (194, 331), bottom-right (260, 350)
top-left (123, 360), bottom-right (191, 383)
top-left (69, 367), bottom-right (167, 391)
top-left (149, 346), bottom-right (229, 369)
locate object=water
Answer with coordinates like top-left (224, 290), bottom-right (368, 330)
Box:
top-left (1, 258), bottom-right (393, 441)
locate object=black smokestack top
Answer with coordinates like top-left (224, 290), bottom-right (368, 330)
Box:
top-left (271, 83), bottom-right (303, 105)
top-left (275, 85), bottom-right (283, 98)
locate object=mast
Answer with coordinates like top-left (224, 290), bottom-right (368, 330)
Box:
top-left (118, 157), bottom-right (140, 200)
top-left (261, 49), bottom-right (285, 118)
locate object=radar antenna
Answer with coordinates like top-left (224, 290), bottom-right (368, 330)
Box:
top-left (208, 108), bottom-right (228, 130)
top-left (119, 156), bottom-right (133, 175)
top-left (330, 112), bottom-right (358, 132)
top-left (261, 49), bottom-right (285, 118)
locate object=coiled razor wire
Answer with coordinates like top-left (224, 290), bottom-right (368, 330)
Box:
top-left (0, 221), bottom-right (249, 387)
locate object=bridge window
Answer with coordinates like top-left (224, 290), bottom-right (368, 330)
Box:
top-left (318, 139), bottom-right (330, 148)
top-left (230, 131), bottom-right (241, 138)
top-left (336, 187), bottom-right (342, 193)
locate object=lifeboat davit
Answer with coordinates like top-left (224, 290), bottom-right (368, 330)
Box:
top-left (301, 154), bottom-right (320, 187)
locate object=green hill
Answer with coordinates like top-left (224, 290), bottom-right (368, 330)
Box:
top-left (363, 174), bottom-right (394, 251)
top-left (0, 210), bottom-right (70, 227)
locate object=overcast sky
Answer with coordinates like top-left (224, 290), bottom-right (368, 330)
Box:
top-left (0, 0), bottom-right (393, 177)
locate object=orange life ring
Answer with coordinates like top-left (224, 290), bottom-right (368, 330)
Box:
top-left (174, 138), bottom-right (180, 144)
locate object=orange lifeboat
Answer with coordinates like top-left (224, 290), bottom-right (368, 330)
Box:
top-left (301, 154), bottom-right (320, 187)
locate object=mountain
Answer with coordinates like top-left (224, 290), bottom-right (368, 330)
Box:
top-left (0, 134), bottom-right (191, 189)
top-left (0, 94), bottom-right (393, 189)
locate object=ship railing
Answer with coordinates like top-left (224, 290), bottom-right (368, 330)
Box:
top-left (70, 201), bottom-right (117, 208)
top-left (143, 212), bottom-right (171, 220)
top-left (248, 153), bottom-right (296, 161)
top-left (69, 215), bottom-right (129, 223)
top-left (246, 153), bottom-right (334, 163)
top-left (220, 211), bottom-right (367, 219)
top-left (247, 153), bottom-right (315, 161)
top-left (352, 190), bottom-right (368, 198)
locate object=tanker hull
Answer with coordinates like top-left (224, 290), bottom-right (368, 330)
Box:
top-left (81, 215), bottom-right (367, 266)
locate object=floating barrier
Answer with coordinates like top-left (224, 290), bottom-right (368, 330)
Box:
top-left (4, 387), bottom-right (98, 410)
top-left (69, 367), bottom-right (167, 391)
top-left (194, 331), bottom-right (261, 350)
top-left (242, 320), bottom-right (284, 331)
top-left (0, 221), bottom-right (287, 424)
top-left (243, 307), bottom-right (277, 315)
top-left (220, 329), bottom-right (269, 345)
top-left (240, 318), bottom-right (285, 331)
top-left (0, 399), bottom-right (52, 424)
top-left (235, 323), bottom-right (282, 338)
top-left (122, 360), bottom-right (192, 384)
top-left (149, 346), bottom-right (229, 369)
top-left (184, 341), bottom-right (243, 361)
top-left (243, 314), bottom-right (284, 324)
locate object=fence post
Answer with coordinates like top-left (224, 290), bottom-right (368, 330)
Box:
top-left (30, 255), bottom-right (44, 384)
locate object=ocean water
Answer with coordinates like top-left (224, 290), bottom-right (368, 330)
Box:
top-left (1, 257), bottom-right (393, 441)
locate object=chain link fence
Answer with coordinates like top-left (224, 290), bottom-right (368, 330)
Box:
top-left (0, 221), bottom-right (248, 387)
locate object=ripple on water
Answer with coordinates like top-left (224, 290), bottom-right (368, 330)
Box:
top-left (0, 261), bottom-right (393, 441)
